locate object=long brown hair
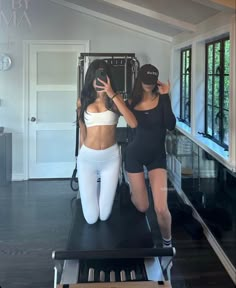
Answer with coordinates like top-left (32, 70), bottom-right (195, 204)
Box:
top-left (79, 59), bottom-right (117, 123)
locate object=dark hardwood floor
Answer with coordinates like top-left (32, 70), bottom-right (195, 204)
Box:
top-left (182, 175), bottom-right (236, 268)
top-left (0, 180), bottom-right (235, 288)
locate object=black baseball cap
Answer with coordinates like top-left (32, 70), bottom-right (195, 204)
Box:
top-left (139, 64), bottom-right (159, 85)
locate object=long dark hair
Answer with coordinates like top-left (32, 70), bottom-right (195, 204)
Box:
top-left (79, 59), bottom-right (116, 123)
top-left (130, 70), bottom-right (159, 109)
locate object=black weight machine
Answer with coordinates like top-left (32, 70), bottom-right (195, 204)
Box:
top-left (54, 53), bottom-right (176, 288)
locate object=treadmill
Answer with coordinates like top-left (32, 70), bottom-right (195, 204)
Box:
top-left (52, 197), bottom-right (175, 287)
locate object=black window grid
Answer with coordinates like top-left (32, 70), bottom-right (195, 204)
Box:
top-left (205, 36), bottom-right (230, 149)
top-left (180, 47), bottom-right (192, 126)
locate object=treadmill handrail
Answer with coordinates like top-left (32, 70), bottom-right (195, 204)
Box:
top-left (52, 247), bottom-right (175, 260)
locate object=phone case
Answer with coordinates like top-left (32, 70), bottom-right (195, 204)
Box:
top-left (95, 69), bottom-right (107, 91)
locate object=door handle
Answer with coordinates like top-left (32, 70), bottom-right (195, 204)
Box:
top-left (30, 117), bottom-right (36, 122)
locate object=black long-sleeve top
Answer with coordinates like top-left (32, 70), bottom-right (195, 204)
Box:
top-left (128, 93), bottom-right (176, 160)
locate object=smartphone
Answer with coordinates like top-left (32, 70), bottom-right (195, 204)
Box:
top-left (95, 68), bottom-right (107, 91)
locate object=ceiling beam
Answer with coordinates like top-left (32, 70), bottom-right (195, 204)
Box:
top-left (210, 0), bottom-right (236, 9)
top-left (193, 0), bottom-right (236, 11)
top-left (50, 0), bottom-right (173, 42)
top-left (102, 0), bottom-right (196, 32)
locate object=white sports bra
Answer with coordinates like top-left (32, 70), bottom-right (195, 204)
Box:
top-left (84, 110), bottom-right (119, 127)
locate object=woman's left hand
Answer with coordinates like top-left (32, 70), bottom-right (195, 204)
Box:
top-left (96, 76), bottom-right (115, 98)
top-left (157, 80), bottom-right (170, 94)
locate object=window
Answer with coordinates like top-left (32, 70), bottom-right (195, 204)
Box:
top-left (205, 37), bottom-right (230, 149)
top-left (180, 47), bottom-right (192, 126)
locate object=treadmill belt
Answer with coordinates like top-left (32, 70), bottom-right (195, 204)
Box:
top-left (67, 199), bottom-right (154, 251)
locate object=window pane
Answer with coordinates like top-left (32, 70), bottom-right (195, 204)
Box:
top-left (214, 43), bottom-right (221, 74)
top-left (184, 99), bottom-right (190, 121)
top-left (214, 76), bottom-right (220, 107)
top-left (182, 53), bottom-right (185, 74)
top-left (185, 76), bottom-right (189, 96)
top-left (187, 74), bottom-right (190, 87)
top-left (223, 108), bottom-right (229, 145)
top-left (224, 40), bottom-right (230, 74)
top-left (213, 107), bottom-right (220, 141)
top-left (186, 51), bottom-right (189, 69)
top-left (208, 45), bottom-right (213, 74)
top-left (207, 104), bottom-right (213, 136)
top-left (181, 98), bottom-right (185, 114)
top-left (207, 76), bottom-right (213, 104)
top-left (224, 75), bottom-right (230, 110)
top-left (182, 80), bottom-right (186, 95)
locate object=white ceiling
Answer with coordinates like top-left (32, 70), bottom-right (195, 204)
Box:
top-left (50, 0), bottom-right (236, 41)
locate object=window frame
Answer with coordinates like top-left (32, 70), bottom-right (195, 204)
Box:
top-left (180, 47), bottom-right (192, 126)
top-left (204, 36), bottom-right (230, 149)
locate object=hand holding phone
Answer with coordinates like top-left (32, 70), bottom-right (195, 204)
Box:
top-left (95, 68), bottom-right (107, 91)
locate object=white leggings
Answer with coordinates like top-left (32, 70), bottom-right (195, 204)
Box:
top-left (78, 144), bottom-right (121, 224)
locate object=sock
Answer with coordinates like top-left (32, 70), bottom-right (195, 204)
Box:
top-left (162, 237), bottom-right (172, 248)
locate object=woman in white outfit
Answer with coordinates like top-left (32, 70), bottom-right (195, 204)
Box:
top-left (77, 59), bottom-right (137, 224)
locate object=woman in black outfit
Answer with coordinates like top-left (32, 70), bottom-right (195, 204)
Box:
top-left (125, 64), bottom-right (176, 247)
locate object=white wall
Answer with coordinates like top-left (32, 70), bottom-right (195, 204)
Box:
top-left (0, 0), bottom-right (172, 179)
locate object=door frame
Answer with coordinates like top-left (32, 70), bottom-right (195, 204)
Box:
top-left (23, 40), bottom-right (90, 180)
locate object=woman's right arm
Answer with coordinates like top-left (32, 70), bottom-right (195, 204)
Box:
top-left (112, 95), bottom-right (137, 128)
top-left (77, 99), bottom-right (87, 148)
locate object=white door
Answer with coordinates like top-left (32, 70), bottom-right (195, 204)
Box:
top-left (28, 41), bottom-right (89, 178)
